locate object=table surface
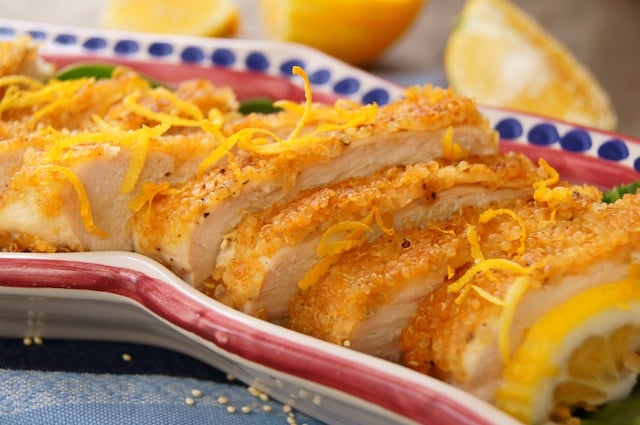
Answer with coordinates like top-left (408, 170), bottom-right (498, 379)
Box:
top-left (0, 1), bottom-right (638, 424)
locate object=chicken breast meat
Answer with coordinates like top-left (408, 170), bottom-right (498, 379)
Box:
top-left (400, 186), bottom-right (640, 403)
top-left (288, 176), bottom-right (640, 382)
top-left (0, 61), bottom-right (239, 252)
top-left (210, 152), bottom-right (544, 322)
top-left (132, 86), bottom-right (499, 288)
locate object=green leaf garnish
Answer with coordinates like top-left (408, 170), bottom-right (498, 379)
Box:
top-left (602, 182), bottom-right (640, 203)
top-left (579, 381), bottom-right (640, 425)
top-left (238, 97), bottom-right (283, 115)
top-left (55, 63), bottom-right (118, 81)
top-left (54, 63), bottom-right (161, 87)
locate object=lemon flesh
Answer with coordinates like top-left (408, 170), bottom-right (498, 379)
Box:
top-left (259, 0), bottom-right (426, 66)
top-left (445, 0), bottom-right (617, 130)
top-left (100, 0), bottom-right (239, 37)
top-left (495, 276), bottom-right (640, 424)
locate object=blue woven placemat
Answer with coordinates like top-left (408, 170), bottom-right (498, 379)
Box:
top-left (0, 339), bottom-right (325, 425)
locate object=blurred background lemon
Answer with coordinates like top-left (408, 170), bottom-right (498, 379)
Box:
top-left (100, 0), bottom-right (240, 37)
top-left (258, 0), bottom-right (426, 66)
top-left (444, 0), bottom-right (617, 130)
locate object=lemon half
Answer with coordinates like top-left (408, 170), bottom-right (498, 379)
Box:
top-left (445, 0), bottom-right (617, 130)
top-left (100, 0), bottom-right (239, 37)
top-left (259, 0), bottom-right (426, 66)
top-left (495, 274), bottom-right (640, 424)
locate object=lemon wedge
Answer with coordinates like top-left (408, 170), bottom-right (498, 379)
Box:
top-left (495, 273), bottom-right (640, 424)
top-left (99, 0), bottom-right (239, 37)
top-left (259, 0), bottom-right (426, 66)
top-left (445, 0), bottom-right (617, 130)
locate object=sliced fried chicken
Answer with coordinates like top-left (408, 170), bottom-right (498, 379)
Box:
top-left (0, 138), bottom-right (176, 251)
top-left (210, 153), bottom-right (543, 322)
top-left (0, 36), bottom-right (54, 80)
top-left (0, 62), bottom-right (243, 252)
top-left (132, 86), bottom-right (499, 287)
top-left (400, 188), bottom-right (640, 402)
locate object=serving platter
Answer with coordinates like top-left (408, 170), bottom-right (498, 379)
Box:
top-left (0, 19), bottom-right (639, 425)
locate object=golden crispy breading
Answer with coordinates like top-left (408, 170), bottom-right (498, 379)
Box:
top-left (0, 62), bottom-right (242, 254)
top-left (132, 85), bottom-right (499, 287)
top-left (210, 153), bottom-right (544, 321)
top-left (226, 85), bottom-right (492, 138)
top-left (0, 36), bottom-right (53, 79)
top-left (173, 79), bottom-right (239, 115)
top-left (287, 209), bottom-right (476, 349)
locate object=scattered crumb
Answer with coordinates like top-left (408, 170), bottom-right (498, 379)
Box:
top-left (226, 405), bottom-right (236, 413)
top-left (121, 353), bottom-right (132, 362)
top-left (185, 397), bottom-right (195, 406)
top-left (22, 337), bottom-right (33, 346)
top-left (33, 336), bottom-right (43, 345)
top-left (217, 396), bottom-right (229, 404)
top-left (262, 404), bottom-right (273, 413)
top-left (241, 405), bottom-right (252, 413)
top-left (191, 389), bottom-right (202, 398)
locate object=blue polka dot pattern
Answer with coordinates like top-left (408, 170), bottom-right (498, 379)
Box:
top-left (54, 33), bottom-right (77, 45)
top-left (279, 59), bottom-right (305, 76)
top-left (246, 52), bottom-right (269, 72)
top-left (211, 48), bottom-right (235, 66)
top-left (28, 30), bottom-right (46, 40)
top-left (83, 37), bottom-right (107, 50)
top-left (598, 139), bottom-right (629, 161)
top-left (308, 69), bottom-right (331, 85)
top-left (495, 118), bottom-right (523, 140)
top-left (0, 22), bottom-right (412, 104)
top-left (181, 47), bottom-right (205, 63)
top-left (113, 39), bottom-right (139, 55)
top-left (528, 123), bottom-right (559, 145)
top-left (362, 88), bottom-right (390, 105)
top-left (634, 157), bottom-right (640, 172)
top-left (560, 129), bottom-right (592, 152)
top-left (334, 77), bottom-right (360, 95)
top-left (148, 42), bottom-right (173, 57)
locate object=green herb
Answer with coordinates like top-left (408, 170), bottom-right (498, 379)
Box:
top-left (55, 63), bottom-right (118, 81)
top-left (54, 63), bottom-right (161, 87)
top-left (602, 182), bottom-right (640, 203)
top-left (579, 381), bottom-right (640, 425)
top-left (238, 97), bottom-right (283, 115)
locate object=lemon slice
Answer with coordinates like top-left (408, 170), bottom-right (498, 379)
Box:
top-left (445, 0), bottom-right (617, 130)
top-left (259, 0), bottom-right (425, 66)
top-left (495, 274), bottom-right (640, 424)
top-left (99, 0), bottom-right (239, 37)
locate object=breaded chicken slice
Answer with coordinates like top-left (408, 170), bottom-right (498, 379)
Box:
top-left (400, 188), bottom-right (640, 403)
top-left (0, 67), bottom-right (236, 192)
top-left (0, 36), bottom-right (53, 80)
top-left (132, 86), bottom-right (499, 288)
top-left (211, 153), bottom-right (543, 322)
top-left (0, 120), bottom-right (222, 252)
top-left (0, 138), bottom-right (171, 252)
top-left (286, 200), bottom-right (514, 361)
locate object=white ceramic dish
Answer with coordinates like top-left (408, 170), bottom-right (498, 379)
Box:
top-left (0, 19), bottom-right (639, 425)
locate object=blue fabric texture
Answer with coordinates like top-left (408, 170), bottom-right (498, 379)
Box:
top-left (0, 339), bottom-right (325, 425)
